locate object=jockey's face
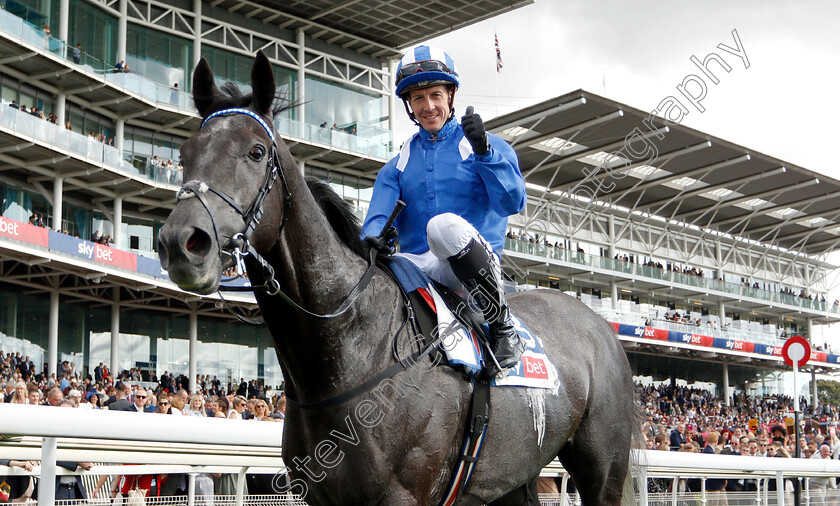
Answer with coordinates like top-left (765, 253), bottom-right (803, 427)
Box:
top-left (408, 85), bottom-right (452, 134)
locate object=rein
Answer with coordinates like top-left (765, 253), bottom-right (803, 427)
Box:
top-left (176, 107), bottom-right (381, 323)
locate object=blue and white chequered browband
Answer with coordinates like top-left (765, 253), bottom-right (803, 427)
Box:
top-left (200, 108), bottom-right (275, 142)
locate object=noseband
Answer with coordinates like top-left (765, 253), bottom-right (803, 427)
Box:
top-left (176, 107), bottom-right (380, 323)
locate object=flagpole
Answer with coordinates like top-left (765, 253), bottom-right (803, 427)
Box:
top-left (494, 28), bottom-right (500, 116)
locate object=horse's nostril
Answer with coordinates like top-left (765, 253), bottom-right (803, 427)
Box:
top-left (185, 228), bottom-right (211, 257)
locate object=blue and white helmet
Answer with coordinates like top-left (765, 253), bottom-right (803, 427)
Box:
top-left (395, 45), bottom-right (459, 98)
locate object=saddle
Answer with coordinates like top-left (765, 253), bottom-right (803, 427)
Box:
top-left (382, 255), bottom-right (558, 505)
top-left (382, 255), bottom-right (558, 388)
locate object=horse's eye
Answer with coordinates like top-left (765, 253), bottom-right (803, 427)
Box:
top-left (249, 146), bottom-right (265, 161)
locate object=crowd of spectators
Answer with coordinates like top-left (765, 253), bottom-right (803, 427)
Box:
top-left (25, 213), bottom-right (80, 237)
top-left (6, 97), bottom-right (117, 145)
top-left (639, 383), bottom-right (840, 494)
top-left (504, 229), bottom-right (835, 307)
top-left (90, 230), bottom-right (113, 246)
top-left (148, 155), bottom-right (182, 184)
top-left (0, 352), bottom-right (288, 500)
top-left (7, 100), bottom-right (54, 123)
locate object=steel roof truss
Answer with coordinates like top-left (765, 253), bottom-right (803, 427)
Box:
top-left (713, 190), bottom-right (840, 228)
top-left (542, 125), bottom-right (670, 172)
top-left (606, 154), bottom-right (750, 203)
top-left (659, 167), bottom-right (787, 216)
top-left (488, 98), bottom-right (587, 135)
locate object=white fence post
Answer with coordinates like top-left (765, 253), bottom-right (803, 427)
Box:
top-left (559, 473), bottom-right (568, 505)
top-left (235, 466), bottom-right (249, 506)
top-left (776, 471), bottom-right (784, 505)
top-left (187, 473), bottom-right (195, 506)
top-left (40, 436), bottom-right (57, 506)
top-left (638, 467), bottom-right (648, 506)
top-left (671, 476), bottom-right (678, 506)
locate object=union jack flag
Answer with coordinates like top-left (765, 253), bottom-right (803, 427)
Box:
top-left (495, 32), bottom-right (503, 73)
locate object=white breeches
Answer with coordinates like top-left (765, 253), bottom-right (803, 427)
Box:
top-left (398, 213), bottom-right (501, 293)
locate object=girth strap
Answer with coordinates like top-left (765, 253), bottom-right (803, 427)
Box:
top-left (439, 375), bottom-right (491, 506)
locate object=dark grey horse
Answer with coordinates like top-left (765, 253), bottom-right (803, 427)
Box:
top-left (158, 51), bottom-right (637, 505)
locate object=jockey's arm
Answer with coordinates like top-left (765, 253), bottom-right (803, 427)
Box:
top-left (470, 135), bottom-right (526, 217)
top-left (361, 158), bottom-right (400, 238)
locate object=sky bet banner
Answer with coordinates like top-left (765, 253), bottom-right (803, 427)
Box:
top-left (611, 322), bottom-right (840, 365)
top-left (0, 216), bottom-right (49, 247)
top-left (48, 231), bottom-right (137, 271)
top-left (0, 215), bottom-right (252, 286)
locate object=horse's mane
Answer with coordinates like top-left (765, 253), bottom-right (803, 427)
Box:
top-left (305, 177), bottom-right (366, 258)
top-left (198, 81), bottom-right (295, 118)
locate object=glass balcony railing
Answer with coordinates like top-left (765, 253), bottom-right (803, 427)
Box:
top-left (0, 6), bottom-right (195, 111)
top-left (273, 117), bottom-right (394, 159)
top-left (504, 238), bottom-right (840, 315)
top-left (0, 7), bottom-right (396, 160)
top-left (0, 101), bottom-right (181, 185)
top-left (597, 309), bottom-right (786, 346)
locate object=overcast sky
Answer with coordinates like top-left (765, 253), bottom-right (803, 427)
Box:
top-left (393, 1), bottom-right (840, 339)
top-left (395, 0), bottom-right (840, 181)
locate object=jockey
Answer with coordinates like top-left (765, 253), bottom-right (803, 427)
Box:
top-left (361, 45), bottom-right (527, 370)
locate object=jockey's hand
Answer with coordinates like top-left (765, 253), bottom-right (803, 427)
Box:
top-left (364, 226), bottom-right (397, 255)
top-left (461, 106), bottom-right (489, 156)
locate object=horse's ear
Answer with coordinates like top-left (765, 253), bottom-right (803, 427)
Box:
top-left (192, 57), bottom-right (216, 118)
top-left (251, 50), bottom-right (276, 117)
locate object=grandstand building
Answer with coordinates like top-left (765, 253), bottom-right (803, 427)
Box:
top-left (486, 91), bottom-right (840, 404)
top-left (0, 0), bottom-right (837, 404)
top-left (0, 0), bottom-right (532, 389)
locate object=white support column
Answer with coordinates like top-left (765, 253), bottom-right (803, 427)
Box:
top-left (297, 160), bottom-right (305, 176)
top-left (189, 308), bottom-right (198, 393)
top-left (110, 288), bottom-right (120, 374)
top-left (812, 369), bottom-right (818, 409)
top-left (56, 93), bottom-right (66, 127)
top-left (115, 118), bottom-right (125, 155)
top-left (52, 176), bottom-right (63, 231)
top-left (296, 28), bottom-right (305, 137)
top-left (807, 317), bottom-right (814, 342)
top-left (117, 0), bottom-right (127, 63)
top-left (193, 0), bottom-right (202, 67)
top-left (48, 290), bottom-right (59, 378)
top-left (388, 57), bottom-right (396, 143)
top-left (718, 301), bottom-right (726, 324)
top-left (608, 214), bottom-right (616, 259)
top-left (58, 0), bottom-right (69, 58)
top-left (113, 196), bottom-right (123, 249)
top-left (722, 361), bottom-right (731, 407)
top-left (611, 281), bottom-right (618, 310)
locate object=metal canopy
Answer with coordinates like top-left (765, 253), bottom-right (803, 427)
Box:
top-left (486, 90), bottom-right (840, 257)
top-left (211, 0), bottom-right (533, 55)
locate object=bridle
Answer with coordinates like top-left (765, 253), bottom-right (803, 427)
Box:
top-left (177, 108), bottom-right (291, 298)
top-left (175, 107), bottom-right (378, 322)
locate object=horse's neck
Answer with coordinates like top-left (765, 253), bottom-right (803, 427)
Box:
top-left (257, 177), bottom-right (399, 403)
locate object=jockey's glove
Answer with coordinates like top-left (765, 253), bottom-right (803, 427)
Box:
top-left (461, 106), bottom-right (489, 156)
top-left (364, 226), bottom-right (398, 255)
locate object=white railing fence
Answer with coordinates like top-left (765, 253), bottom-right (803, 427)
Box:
top-left (3, 404), bottom-right (840, 505)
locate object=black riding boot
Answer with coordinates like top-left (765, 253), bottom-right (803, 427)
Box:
top-left (448, 238), bottom-right (525, 370)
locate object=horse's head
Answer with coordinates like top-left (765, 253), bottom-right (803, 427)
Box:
top-left (158, 51), bottom-right (289, 294)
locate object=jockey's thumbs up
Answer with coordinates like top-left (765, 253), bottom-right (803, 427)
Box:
top-left (461, 105), bottom-right (489, 156)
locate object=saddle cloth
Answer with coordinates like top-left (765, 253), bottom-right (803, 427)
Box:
top-left (383, 255), bottom-right (559, 390)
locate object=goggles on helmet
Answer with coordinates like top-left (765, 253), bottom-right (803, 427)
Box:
top-left (396, 60), bottom-right (454, 85)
